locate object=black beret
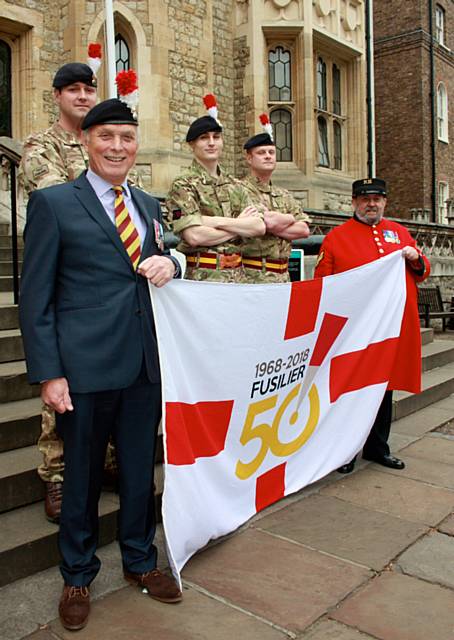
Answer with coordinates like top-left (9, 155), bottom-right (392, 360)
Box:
top-left (243, 133), bottom-right (275, 150)
top-left (53, 63), bottom-right (96, 89)
top-left (186, 116), bottom-right (222, 142)
top-left (81, 98), bottom-right (138, 130)
top-left (352, 178), bottom-right (387, 197)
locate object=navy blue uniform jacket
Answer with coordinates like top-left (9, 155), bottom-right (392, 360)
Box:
top-left (19, 172), bottom-right (174, 393)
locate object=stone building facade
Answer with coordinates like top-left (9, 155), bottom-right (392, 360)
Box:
top-left (374, 0), bottom-right (454, 223)
top-left (0, 0), bottom-right (369, 209)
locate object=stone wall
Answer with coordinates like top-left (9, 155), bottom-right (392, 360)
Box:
top-left (167, 0), bottom-right (208, 152)
top-left (233, 35), bottom-right (250, 177)
top-left (212, 0), bottom-right (234, 173)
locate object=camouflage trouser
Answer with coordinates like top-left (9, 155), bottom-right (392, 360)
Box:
top-left (37, 404), bottom-right (117, 483)
top-left (242, 268), bottom-right (290, 284)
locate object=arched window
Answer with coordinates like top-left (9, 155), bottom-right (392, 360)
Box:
top-left (0, 40), bottom-right (12, 137)
top-left (317, 116), bottom-right (329, 166)
top-left (316, 57), bottom-right (327, 111)
top-left (115, 34), bottom-right (130, 73)
top-left (268, 46), bottom-right (291, 102)
top-left (270, 109), bottom-right (293, 161)
top-left (437, 82), bottom-right (448, 142)
top-left (333, 121), bottom-right (342, 170)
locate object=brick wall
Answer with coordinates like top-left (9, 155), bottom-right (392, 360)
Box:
top-left (373, 0), bottom-right (454, 221)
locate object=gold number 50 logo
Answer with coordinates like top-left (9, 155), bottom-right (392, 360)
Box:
top-left (235, 383), bottom-right (320, 480)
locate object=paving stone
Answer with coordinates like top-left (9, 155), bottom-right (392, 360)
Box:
top-left (22, 631), bottom-right (55, 640)
top-left (397, 531), bottom-right (454, 588)
top-left (301, 619), bottom-right (375, 639)
top-left (51, 585), bottom-right (287, 640)
top-left (401, 435), bottom-right (454, 465)
top-left (387, 432), bottom-right (418, 453)
top-left (22, 632), bottom-right (55, 640)
top-left (182, 528), bottom-right (371, 633)
top-left (378, 454), bottom-right (454, 490)
top-left (392, 404), bottom-right (454, 437)
top-left (321, 468), bottom-right (454, 525)
top-left (332, 572), bottom-right (454, 640)
top-left (256, 494), bottom-right (426, 570)
top-left (439, 513), bottom-right (454, 535)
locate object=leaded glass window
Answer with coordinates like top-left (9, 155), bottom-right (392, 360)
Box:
top-left (333, 64), bottom-right (341, 115)
top-left (333, 121), bottom-right (342, 170)
top-left (269, 47), bottom-right (291, 102)
top-left (270, 109), bottom-right (292, 162)
top-left (115, 35), bottom-right (130, 73)
top-left (0, 40), bottom-right (11, 137)
top-left (318, 116), bottom-right (329, 166)
top-left (316, 57), bottom-right (327, 111)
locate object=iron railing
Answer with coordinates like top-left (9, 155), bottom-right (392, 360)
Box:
top-left (0, 138), bottom-right (21, 304)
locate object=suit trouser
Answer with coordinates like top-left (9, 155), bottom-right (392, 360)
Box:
top-left (56, 367), bottom-right (161, 586)
top-left (348, 390), bottom-right (393, 464)
top-left (362, 390), bottom-right (393, 459)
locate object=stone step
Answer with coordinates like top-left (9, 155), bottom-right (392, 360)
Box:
top-left (421, 339), bottom-right (454, 372)
top-left (0, 464), bottom-right (163, 587)
top-left (0, 360), bottom-right (40, 403)
top-left (0, 223), bottom-right (10, 235)
top-left (0, 261), bottom-right (22, 276)
top-left (0, 445), bottom-right (44, 513)
top-left (0, 397), bottom-right (41, 453)
top-left (0, 495), bottom-right (119, 588)
top-left (0, 328), bottom-right (24, 362)
top-left (0, 234), bottom-right (23, 249)
top-left (0, 247), bottom-right (23, 261)
top-left (420, 327), bottom-right (434, 345)
top-left (0, 275), bottom-right (19, 292)
top-left (0, 304), bottom-right (18, 330)
top-left (394, 361), bottom-right (454, 420)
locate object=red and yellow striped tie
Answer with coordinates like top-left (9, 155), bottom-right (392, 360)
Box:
top-left (113, 186), bottom-right (141, 269)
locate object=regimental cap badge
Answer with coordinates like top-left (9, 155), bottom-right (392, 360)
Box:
top-left (352, 177), bottom-right (387, 197)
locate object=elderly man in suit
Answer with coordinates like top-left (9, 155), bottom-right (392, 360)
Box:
top-left (19, 98), bottom-right (182, 631)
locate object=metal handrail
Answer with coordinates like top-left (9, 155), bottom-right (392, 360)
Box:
top-left (0, 138), bottom-right (21, 304)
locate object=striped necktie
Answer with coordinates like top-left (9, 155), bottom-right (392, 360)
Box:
top-left (112, 185), bottom-right (141, 269)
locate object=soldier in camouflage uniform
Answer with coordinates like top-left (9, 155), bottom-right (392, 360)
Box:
top-left (18, 62), bottom-right (116, 523)
top-left (240, 132), bottom-right (310, 283)
top-left (165, 114), bottom-right (265, 282)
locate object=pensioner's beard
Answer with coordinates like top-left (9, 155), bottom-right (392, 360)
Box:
top-left (355, 209), bottom-right (384, 226)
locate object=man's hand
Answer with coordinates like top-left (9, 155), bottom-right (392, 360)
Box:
top-left (264, 210), bottom-right (295, 233)
top-left (238, 205), bottom-right (262, 218)
top-left (402, 246), bottom-right (419, 262)
top-left (41, 378), bottom-right (73, 414)
top-left (138, 255), bottom-right (176, 287)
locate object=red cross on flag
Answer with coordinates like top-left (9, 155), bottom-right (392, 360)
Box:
top-left (151, 252), bottom-right (407, 586)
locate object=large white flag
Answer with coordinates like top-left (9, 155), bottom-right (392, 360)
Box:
top-left (151, 251), bottom-right (407, 586)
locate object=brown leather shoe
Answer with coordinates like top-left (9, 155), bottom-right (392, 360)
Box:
top-left (124, 568), bottom-right (182, 603)
top-left (59, 585), bottom-right (90, 630)
top-left (45, 482), bottom-right (62, 523)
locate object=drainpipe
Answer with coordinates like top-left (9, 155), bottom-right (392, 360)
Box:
top-left (428, 0), bottom-right (437, 222)
top-left (365, 0), bottom-right (375, 178)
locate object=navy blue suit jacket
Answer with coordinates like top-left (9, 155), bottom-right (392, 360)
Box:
top-left (19, 172), bottom-right (177, 393)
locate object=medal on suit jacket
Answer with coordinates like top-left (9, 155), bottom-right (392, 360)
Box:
top-left (153, 219), bottom-right (164, 252)
top-left (382, 230), bottom-right (400, 244)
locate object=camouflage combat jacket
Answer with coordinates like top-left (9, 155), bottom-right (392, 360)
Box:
top-left (18, 122), bottom-right (89, 195)
top-left (165, 160), bottom-right (254, 282)
top-left (239, 175), bottom-right (310, 283)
